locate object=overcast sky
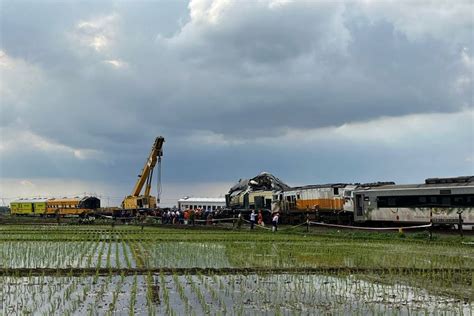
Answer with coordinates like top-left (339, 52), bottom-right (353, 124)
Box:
top-left (1, 0), bottom-right (473, 206)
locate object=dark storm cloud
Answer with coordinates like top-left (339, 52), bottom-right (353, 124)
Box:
top-left (0, 0), bottom-right (473, 198)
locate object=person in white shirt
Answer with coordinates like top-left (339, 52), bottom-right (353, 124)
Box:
top-left (272, 213), bottom-right (279, 232)
top-left (250, 210), bottom-right (256, 230)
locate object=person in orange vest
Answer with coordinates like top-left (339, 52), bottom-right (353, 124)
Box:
top-left (184, 209), bottom-right (189, 225)
top-left (190, 209), bottom-right (195, 226)
top-left (257, 210), bottom-right (263, 226)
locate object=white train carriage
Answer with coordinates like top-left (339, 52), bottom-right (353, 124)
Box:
top-left (353, 176), bottom-right (474, 226)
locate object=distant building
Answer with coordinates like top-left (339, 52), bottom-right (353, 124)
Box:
top-left (177, 197), bottom-right (226, 211)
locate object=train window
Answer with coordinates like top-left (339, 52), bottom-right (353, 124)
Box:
top-left (466, 196), bottom-right (474, 206)
top-left (333, 188), bottom-right (339, 195)
top-left (441, 197), bottom-right (451, 206)
top-left (377, 194), bottom-right (474, 208)
top-left (454, 197), bottom-right (464, 205)
top-left (356, 195), bottom-right (363, 216)
top-left (296, 194), bottom-right (300, 200)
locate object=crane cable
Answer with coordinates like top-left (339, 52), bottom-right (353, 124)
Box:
top-left (157, 157), bottom-right (162, 202)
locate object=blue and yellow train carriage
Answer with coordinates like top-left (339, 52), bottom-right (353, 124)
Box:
top-left (10, 198), bottom-right (48, 216)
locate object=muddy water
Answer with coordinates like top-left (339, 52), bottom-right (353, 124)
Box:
top-left (1, 274), bottom-right (471, 315)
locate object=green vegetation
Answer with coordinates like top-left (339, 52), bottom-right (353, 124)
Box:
top-left (0, 225), bottom-right (473, 314)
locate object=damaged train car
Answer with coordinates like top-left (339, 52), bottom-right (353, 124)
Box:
top-left (225, 172), bottom-right (393, 224)
top-left (272, 183), bottom-right (359, 223)
top-left (273, 182), bottom-right (396, 223)
top-left (225, 172), bottom-right (474, 227)
top-left (226, 172), bottom-right (290, 212)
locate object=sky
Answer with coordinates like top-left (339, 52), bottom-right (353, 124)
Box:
top-left (0, 0), bottom-right (473, 207)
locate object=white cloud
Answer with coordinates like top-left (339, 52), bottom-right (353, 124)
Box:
top-left (454, 48), bottom-right (474, 94)
top-left (0, 127), bottom-right (108, 162)
top-left (278, 109), bottom-right (474, 146)
top-left (165, 0), bottom-right (350, 64)
top-left (103, 59), bottom-right (127, 68)
top-left (0, 50), bottom-right (13, 68)
top-left (338, 111), bottom-right (471, 144)
top-left (19, 180), bottom-right (35, 187)
top-left (74, 12), bottom-right (119, 52)
top-left (1, 1), bottom-right (472, 188)
top-left (182, 130), bottom-right (246, 146)
top-left (0, 51), bottom-right (45, 114)
top-left (357, 0), bottom-right (473, 43)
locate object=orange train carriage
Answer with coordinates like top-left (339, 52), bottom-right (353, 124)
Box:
top-left (10, 196), bottom-right (101, 217)
top-left (45, 197), bottom-right (100, 216)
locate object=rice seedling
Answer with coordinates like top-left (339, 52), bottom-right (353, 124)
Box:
top-left (0, 224), bottom-right (472, 314)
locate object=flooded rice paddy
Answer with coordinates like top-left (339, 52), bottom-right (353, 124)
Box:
top-left (0, 225), bottom-right (473, 315)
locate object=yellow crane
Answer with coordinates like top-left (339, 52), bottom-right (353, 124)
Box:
top-left (122, 136), bottom-right (165, 210)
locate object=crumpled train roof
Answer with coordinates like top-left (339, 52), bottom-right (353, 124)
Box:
top-left (228, 172), bottom-right (290, 194)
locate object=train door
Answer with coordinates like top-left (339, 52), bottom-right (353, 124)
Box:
top-left (355, 194), bottom-right (364, 218)
top-left (254, 196), bottom-right (264, 209)
top-left (243, 193), bottom-right (249, 209)
top-left (265, 198), bottom-right (272, 209)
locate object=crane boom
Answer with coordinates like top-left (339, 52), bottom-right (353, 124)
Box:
top-left (131, 136), bottom-right (164, 196)
top-left (122, 136), bottom-right (165, 211)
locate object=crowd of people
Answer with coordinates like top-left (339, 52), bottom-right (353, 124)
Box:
top-left (160, 208), bottom-right (218, 225)
top-left (160, 207), bottom-right (280, 231)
